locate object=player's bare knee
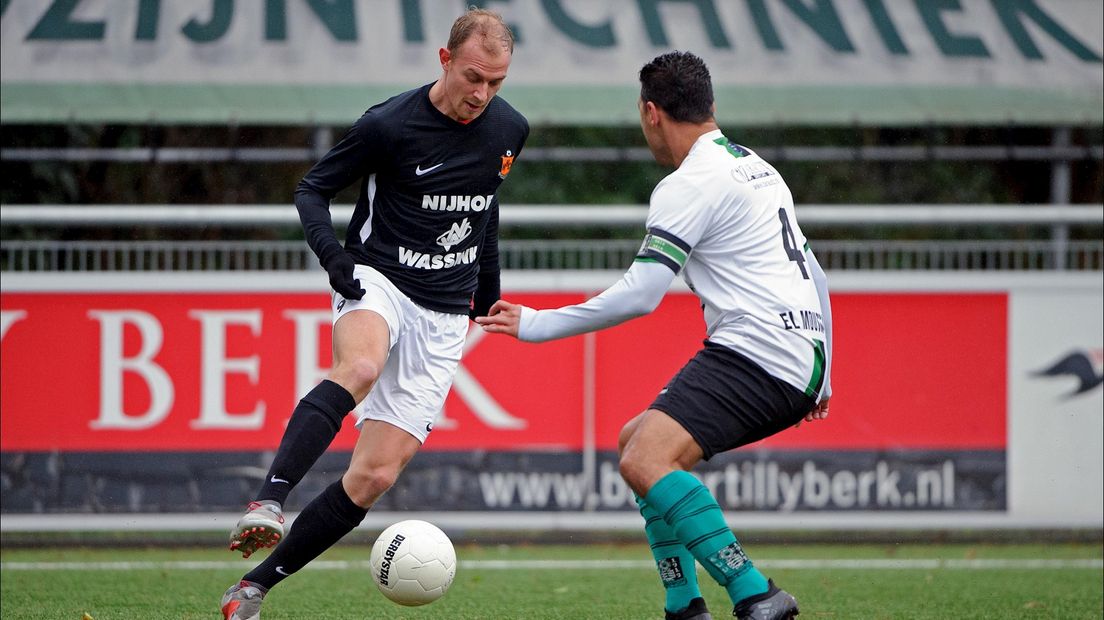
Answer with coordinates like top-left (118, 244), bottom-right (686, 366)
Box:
top-left (617, 413), bottom-right (644, 457)
top-left (330, 357), bottom-right (383, 395)
top-left (617, 428), bottom-right (631, 457)
top-left (342, 466), bottom-right (398, 507)
top-left (618, 453), bottom-right (649, 495)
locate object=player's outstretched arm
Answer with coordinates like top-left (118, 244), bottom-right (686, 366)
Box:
top-left (476, 260), bottom-right (675, 343)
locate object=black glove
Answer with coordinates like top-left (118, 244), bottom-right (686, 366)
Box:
top-left (323, 253), bottom-right (365, 300)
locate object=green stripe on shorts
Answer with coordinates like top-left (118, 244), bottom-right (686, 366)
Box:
top-left (804, 339), bottom-right (826, 398)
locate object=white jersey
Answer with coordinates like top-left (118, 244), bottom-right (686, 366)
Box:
top-left (637, 129), bottom-right (826, 397)
top-left (517, 128), bottom-right (830, 401)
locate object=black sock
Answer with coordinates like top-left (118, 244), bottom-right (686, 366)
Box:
top-left (244, 479), bottom-right (368, 590)
top-left (257, 380), bottom-right (355, 505)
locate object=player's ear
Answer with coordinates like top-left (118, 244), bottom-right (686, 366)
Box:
top-left (438, 47), bottom-right (451, 70)
top-left (643, 101), bottom-right (661, 127)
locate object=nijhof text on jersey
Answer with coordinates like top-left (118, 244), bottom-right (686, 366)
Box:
top-left (421, 194), bottom-right (495, 212)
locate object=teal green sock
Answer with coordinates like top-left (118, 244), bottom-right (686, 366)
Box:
top-left (644, 470), bottom-right (769, 606)
top-left (636, 494), bottom-right (701, 613)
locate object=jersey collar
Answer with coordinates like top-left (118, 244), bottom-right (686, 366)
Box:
top-left (691, 129), bottom-right (725, 156)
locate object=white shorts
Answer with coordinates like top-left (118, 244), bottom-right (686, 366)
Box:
top-left (331, 265), bottom-right (469, 443)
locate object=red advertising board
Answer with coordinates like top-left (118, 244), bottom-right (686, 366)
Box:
top-left (0, 291), bottom-right (1006, 452)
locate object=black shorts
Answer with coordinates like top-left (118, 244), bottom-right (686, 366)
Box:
top-left (650, 341), bottom-right (817, 460)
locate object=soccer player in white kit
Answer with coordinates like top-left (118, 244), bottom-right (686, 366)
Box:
top-left (477, 51), bottom-right (832, 620)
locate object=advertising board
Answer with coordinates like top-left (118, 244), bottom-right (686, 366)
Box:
top-left (2, 272), bottom-right (1051, 518)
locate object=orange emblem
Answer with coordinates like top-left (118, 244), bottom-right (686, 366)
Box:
top-left (499, 150), bottom-right (515, 179)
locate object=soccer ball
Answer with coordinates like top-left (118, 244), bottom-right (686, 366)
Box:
top-left (369, 519), bottom-right (456, 606)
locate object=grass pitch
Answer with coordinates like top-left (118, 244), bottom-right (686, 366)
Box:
top-left (1, 542), bottom-right (1101, 619)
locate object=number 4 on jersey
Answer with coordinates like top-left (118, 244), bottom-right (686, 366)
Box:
top-left (778, 208), bottom-right (809, 279)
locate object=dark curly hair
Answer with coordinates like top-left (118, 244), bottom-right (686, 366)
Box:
top-left (639, 51), bottom-right (714, 123)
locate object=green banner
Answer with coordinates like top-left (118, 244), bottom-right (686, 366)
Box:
top-left (1, 0), bottom-right (1101, 125)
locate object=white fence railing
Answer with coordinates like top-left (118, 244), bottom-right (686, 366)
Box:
top-left (3, 239), bottom-right (1100, 272)
top-left (2, 204), bottom-right (1101, 227)
top-left (2, 204), bottom-right (1101, 272)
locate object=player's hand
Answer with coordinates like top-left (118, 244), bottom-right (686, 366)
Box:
top-left (794, 397), bottom-right (829, 428)
top-left (324, 253), bottom-right (365, 300)
top-left (474, 299), bottom-right (521, 338)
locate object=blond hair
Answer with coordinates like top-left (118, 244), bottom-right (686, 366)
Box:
top-left (447, 7), bottom-right (514, 55)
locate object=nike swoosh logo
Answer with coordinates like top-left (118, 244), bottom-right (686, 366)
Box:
top-left (415, 163), bottom-right (444, 176)
top-left (270, 475), bottom-right (289, 484)
top-left (275, 566), bottom-right (290, 576)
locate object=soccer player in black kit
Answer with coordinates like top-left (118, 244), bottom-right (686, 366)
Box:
top-left (220, 9), bottom-right (527, 619)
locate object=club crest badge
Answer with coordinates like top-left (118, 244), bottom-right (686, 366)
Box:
top-left (499, 150), bottom-right (515, 179)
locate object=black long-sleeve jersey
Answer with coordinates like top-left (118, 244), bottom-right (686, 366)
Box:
top-left (295, 83), bottom-right (529, 315)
